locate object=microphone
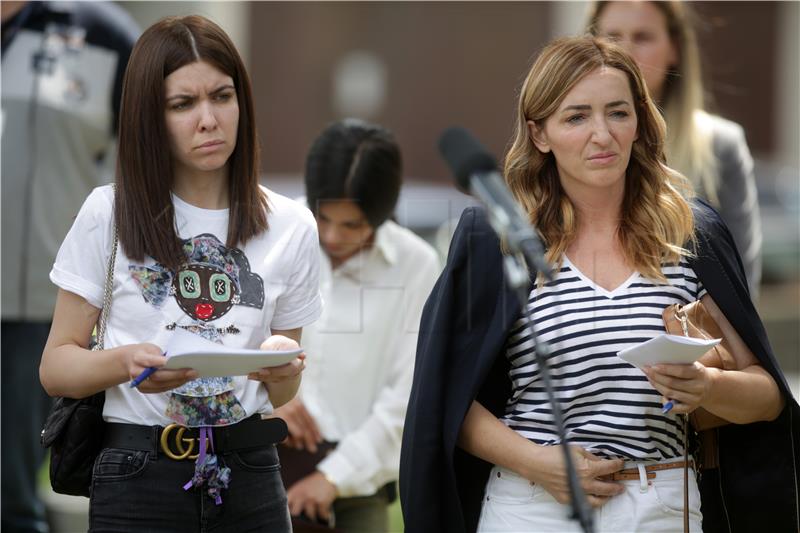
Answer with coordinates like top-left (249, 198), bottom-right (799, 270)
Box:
top-left (440, 128), bottom-right (594, 533)
top-left (439, 127), bottom-right (551, 279)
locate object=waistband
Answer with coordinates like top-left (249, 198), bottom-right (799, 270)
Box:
top-left (601, 458), bottom-right (694, 482)
top-left (491, 456), bottom-right (693, 485)
top-left (103, 415), bottom-right (288, 459)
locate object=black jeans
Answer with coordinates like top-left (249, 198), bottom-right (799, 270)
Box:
top-left (89, 443), bottom-right (290, 533)
top-left (1, 321), bottom-right (52, 533)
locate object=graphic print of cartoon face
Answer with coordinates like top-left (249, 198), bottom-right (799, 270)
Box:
top-left (173, 264), bottom-right (238, 322)
top-left (129, 234), bottom-right (264, 323)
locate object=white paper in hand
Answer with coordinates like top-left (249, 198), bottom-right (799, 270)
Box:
top-left (161, 328), bottom-right (302, 377)
top-left (617, 334), bottom-right (721, 370)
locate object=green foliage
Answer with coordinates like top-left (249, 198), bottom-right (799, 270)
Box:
top-left (388, 498), bottom-right (404, 532)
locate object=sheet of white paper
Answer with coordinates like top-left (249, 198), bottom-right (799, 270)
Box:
top-left (617, 334), bottom-right (721, 370)
top-left (161, 328), bottom-right (302, 377)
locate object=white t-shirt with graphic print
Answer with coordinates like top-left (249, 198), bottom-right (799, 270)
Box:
top-left (50, 184), bottom-right (322, 426)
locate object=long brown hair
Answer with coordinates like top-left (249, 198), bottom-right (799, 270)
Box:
top-left (586, 1), bottom-right (718, 204)
top-left (114, 15), bottom-right (267, 269)
top-left (504, 36), bottom-right (694, 282)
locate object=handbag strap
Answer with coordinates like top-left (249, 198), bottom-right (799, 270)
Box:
top-left (666, 303), bottom-right (691, 532)
top-left (683, 415), bottom-right (689, 533)
top-left (93, 216), bottom-right (118, 352)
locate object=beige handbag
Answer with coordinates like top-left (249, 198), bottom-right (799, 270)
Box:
top-left (662, 300), bottom-right (740, 533)
top-left (662, 301), bottom-right (737, 431)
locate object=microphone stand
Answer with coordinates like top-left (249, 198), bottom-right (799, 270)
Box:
top-left (502, 252), bottom-right (595, 533)
top-left (446, 130), bottom-right (594, 531)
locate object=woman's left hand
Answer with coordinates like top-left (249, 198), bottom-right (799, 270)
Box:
top-left (248, 335), bottom-right (306, 384)
top-left (643, 362), bottom-right (716, 414)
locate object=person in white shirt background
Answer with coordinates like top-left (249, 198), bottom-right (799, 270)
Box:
top-left (275, 119), bottom-right (440, 531)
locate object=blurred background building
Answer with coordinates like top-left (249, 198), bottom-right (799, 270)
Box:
top-left (118, 1), bottom-right (798, 276)
top-left (121, 0), bottom-right (798, 352)
top-left (36, 2), bottom-right (799, 531)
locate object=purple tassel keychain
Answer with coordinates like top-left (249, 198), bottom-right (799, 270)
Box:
top-left (183, 427), bottom-right (232, 505)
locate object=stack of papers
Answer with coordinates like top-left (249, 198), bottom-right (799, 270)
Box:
top-left (617, 334), bottom-right (721, 370)
top-left (161, 328), bottom-right (302, 377)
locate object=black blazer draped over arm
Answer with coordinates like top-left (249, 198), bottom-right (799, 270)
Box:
top-left (400, 203), bottom-right (799, 533)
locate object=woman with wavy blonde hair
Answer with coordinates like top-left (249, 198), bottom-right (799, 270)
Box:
top-left (400, 35), bottom-right (795, 533)
top-left (504, 33), bottom-right (693, 283)
top-left (586, 0), bottom-right (762, 296)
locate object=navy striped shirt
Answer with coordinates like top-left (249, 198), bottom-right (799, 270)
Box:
top-left (501, 257), bottom-right (707, 461)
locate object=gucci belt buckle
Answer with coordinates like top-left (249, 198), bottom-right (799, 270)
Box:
top-left (159, 424), bottom-right (210, 460)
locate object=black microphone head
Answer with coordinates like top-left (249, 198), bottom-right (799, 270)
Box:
top-left (438, 127), bottom-right (498, 192)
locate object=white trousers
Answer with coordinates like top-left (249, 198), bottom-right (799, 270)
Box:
top-left (477, 460), bottom-right (702, 533)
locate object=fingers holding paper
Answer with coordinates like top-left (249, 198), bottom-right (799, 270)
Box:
top-left (247, 356), bottom-right (306, 384)
top-left (248, 334), bottom-right (306, 384)
top-left (126, 343), bottom-right (197, 393)
top-left (252, 330), bottom-right (306, 408)
top-left (643, 361), bottom-right (716, 414)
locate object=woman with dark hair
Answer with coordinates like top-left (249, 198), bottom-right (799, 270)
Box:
top-left (275, 119), bottom-right (439, 531)
top-left (40, 15), bottom-right (321, 531)
top-left (400, 35), bottom-right (797, 533)
top-left (304, 119), bottom-right (403, 239)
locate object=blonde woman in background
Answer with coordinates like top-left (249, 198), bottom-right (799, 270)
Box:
top-left (588, 0), bottom-right (762, 297)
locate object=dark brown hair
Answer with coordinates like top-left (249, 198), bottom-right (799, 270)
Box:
top-left (304, 119), bottom-right (402, 229)
top-left (114, 15), bottom-right (267, 269)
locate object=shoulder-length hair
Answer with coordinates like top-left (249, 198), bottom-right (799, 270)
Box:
top-left (586, 1), bottom-right (718, 204)
top-left (504, 36), bottom-right (694, 282)
top-left (114, 15), bottom-right (267, 270)
top-left (304, 119), bottom-right (402, 229)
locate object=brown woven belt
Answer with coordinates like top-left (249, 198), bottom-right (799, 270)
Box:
top-left (599, 460), bottom-right (694, 481)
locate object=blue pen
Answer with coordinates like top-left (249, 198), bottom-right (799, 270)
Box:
top-left (662, 400), bottom-right (675, 414)
top-left (130, 367), bottom-right (158, 388)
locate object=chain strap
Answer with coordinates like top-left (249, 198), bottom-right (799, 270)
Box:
top-left (92, 218), bottom-right (118, 352)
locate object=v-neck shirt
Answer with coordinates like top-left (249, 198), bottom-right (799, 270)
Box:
top-left (562, 256), bottom-right (640, 297)
top-left (500, 257), bottom-right (707, 461)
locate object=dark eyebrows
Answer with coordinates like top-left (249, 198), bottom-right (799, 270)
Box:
top-left (166, 94), bottom-right (193, 103)
top-left (561, 104), bottom-right (591, 113)
top-left (560, 100), bottom-right (631, 113)
top-left (209, 84), bottom-right (235, 95)
top-left (316, 212), bottom-right (368, 226)
top-left (165, 84), bottom-right (235, 102)
top-left (344, 218), bottom-right (368, 227)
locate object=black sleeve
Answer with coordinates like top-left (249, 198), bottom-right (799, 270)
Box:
top-left (401, 207), bottom-right (516, 533)
top-left (400, 207), bottom-right (477, 533)
top-left (691, 199), bottom-right (790, 394)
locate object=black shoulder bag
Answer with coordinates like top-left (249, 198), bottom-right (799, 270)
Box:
top-left (40, 225), bottom-right (118, 497)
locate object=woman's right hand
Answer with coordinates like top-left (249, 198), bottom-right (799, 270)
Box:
top-left (523, 444), bottom-right (625, 508)
top-left (122, 343), bottom-right (197, 394)
top-left (458, 401), bottom-right (626, 509)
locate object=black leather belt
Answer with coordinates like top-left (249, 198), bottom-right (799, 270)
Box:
top-left (103, 416), bottom-right (288, 460)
